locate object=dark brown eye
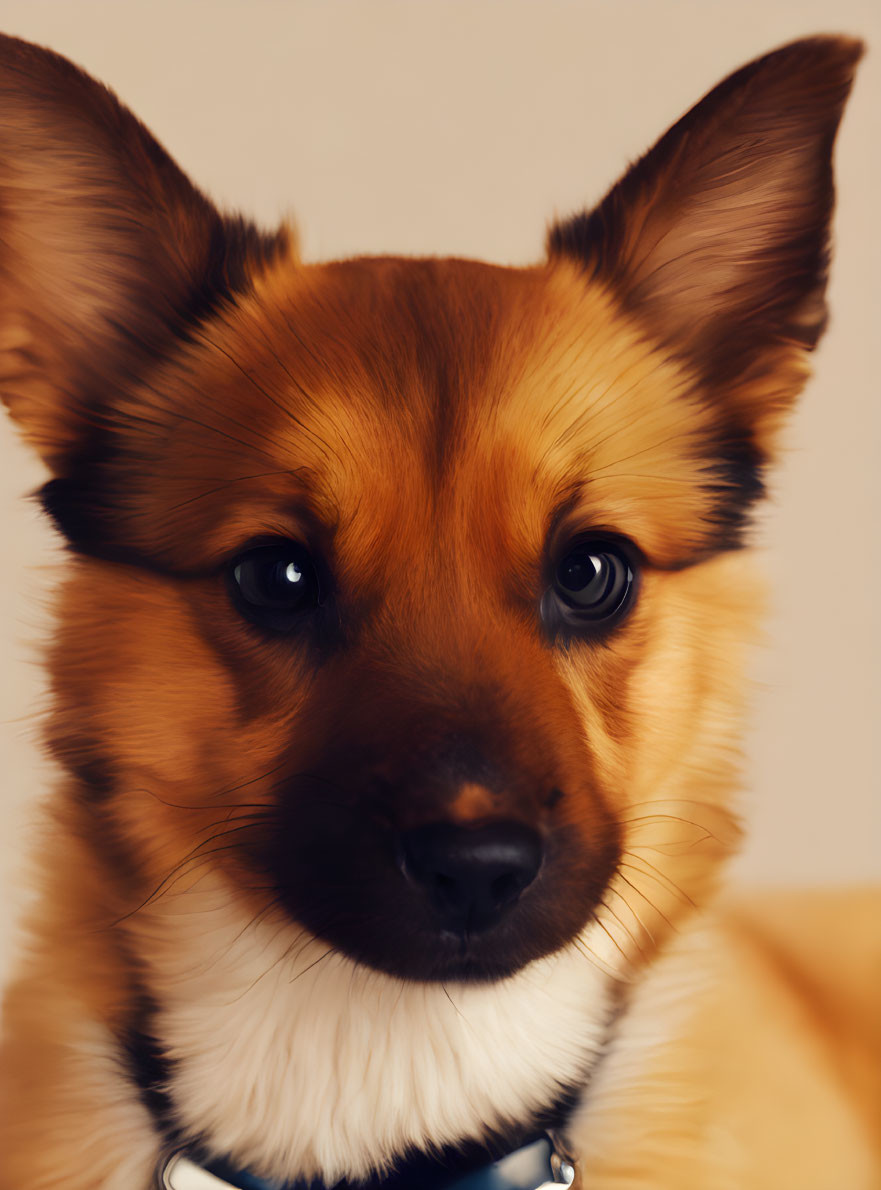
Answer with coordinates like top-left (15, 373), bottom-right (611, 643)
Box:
top-left (229, 541), bottom-right (323, 632)
top-left (542, 537), bottom-right (638, 637)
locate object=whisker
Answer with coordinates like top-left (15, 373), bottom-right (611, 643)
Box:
top-left (135, 788), bottom-right (274, 813)
top-left (572, 935), bottom-right (620, 981)
top-left (441, 983), bottom-right (471, 1026)
top-left (613, 871), bottom-right (677, 933)
top-left (620, 812), bottom-right (721, 833)
top-left (626, 798), bottom-right (725, 811)
top-left (594, 914), bottom-right (632, 967)
top-left (133, 762), bottom-right (290, 809)
top-left (629, 836), bottom-right (715, 856)
top-left (107, 817), bottom-right (272, 927)
top-left (586, 427), bottom-right (698, 475)
top-left (142, 381), bottom-right (279, 459)
top-left (167, 469), bottom-right (306, 511)
top-left (251, 320), bottom-right (359, 469)
top-left (599, 896), bottom-right (648, 961)
top-left (606, 885), bottom-right (658, 947)
top-left (288, 945), bottom-right (338, 985)
top-left (200, 332), bottom-right (337, 464)
top-left (619, 855), bottom-right (696, 908)
top-left (225, 918), bottom-right (316, 1003)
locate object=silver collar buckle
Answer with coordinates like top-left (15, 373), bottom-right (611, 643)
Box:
top-left (156, 1131), bottom-right (577, 1189)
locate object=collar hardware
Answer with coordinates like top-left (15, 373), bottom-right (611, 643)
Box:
top-left (155, 1132), bottom-right (576, 1190)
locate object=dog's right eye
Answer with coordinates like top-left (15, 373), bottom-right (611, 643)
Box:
top-left (229, 541), bottom-right (323, 632)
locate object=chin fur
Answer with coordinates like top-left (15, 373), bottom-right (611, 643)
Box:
top-left (135, 874), bottom-right (617, 1183)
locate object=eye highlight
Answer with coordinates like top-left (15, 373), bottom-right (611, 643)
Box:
top-left (229, 540), bottom-right (323, 632)
top-left (542, 536), bottom-right (638, 639)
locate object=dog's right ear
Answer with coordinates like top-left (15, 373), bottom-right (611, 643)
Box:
top-left (0, 34), bottom-right (286, 473)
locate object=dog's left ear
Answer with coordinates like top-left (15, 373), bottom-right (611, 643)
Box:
top-left (548, 36), bottom-right (862, 445)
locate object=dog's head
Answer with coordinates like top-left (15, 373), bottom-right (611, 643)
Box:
top-left (0, 35), bottom-right (861, 984)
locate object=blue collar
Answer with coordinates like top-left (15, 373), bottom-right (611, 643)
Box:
top-left (155, 1131), bottom-right (576, 1190)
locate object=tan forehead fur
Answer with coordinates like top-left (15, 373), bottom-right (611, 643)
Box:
top-left (120, 250), bottom-right (727, 579)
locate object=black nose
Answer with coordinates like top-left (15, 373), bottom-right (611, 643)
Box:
top-left (399, 822), bottom-right (543, 934)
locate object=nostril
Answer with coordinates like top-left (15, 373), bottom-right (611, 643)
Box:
top-left (400, 821), bottom-right (543, 932)
top-left (491, 871), bottom-right (522, 903)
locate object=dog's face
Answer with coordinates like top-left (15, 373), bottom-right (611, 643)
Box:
top-left (0, 37), bottom-right (860, 985)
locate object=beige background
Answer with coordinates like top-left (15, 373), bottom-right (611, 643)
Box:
top-left (1, 0), bottom-right (879, 981)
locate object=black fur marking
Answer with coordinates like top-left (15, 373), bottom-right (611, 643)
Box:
top-left (117, 994), bottom-right (178, 1141)
top-left (78, 805), bottom-right (146, 901)
top-left (44, 729), bottom-right (120, 805)
top-left (65, 755), bottom-right (116, 802)
top-left (37, 433), bottom-right (116, 554)
top-left (701, 427), bottom-right (766, 552)
top-left (35, 484), bottom-right (196, 576)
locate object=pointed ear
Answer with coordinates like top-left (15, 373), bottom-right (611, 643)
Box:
top-left (0, 34), bottom-right (286, 472)
top-left (548, 36), bottom-right (862, 436)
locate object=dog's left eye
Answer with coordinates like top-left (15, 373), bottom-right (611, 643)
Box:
top-left (229, 541), bottom-right (323, 631)
top-left (542, 536), bottom-right (638, 637)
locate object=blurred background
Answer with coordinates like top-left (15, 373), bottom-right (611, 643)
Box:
top-left (1, 0), bottom-right (879, 983)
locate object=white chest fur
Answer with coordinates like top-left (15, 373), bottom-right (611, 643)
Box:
top-left (136, 878), bottom-right (616, 1184)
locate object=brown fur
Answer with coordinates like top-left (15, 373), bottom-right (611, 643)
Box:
top-left (0, 30), bottom-right (877, 1190)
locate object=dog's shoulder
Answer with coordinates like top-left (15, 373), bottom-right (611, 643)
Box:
top-left (571, 887), bottom-right (881, 1190)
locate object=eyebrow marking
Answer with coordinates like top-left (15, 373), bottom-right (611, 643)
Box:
top-left (167, 469), bottom-right (309, 512)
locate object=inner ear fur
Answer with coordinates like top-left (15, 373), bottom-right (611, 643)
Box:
top-left (0, 33), bottom-right (286, 473)
top-left (548, 36), bottom-right (863, 442)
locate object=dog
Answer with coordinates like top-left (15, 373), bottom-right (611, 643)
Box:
top-left (0, 29), bottom-right (877, 1190)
